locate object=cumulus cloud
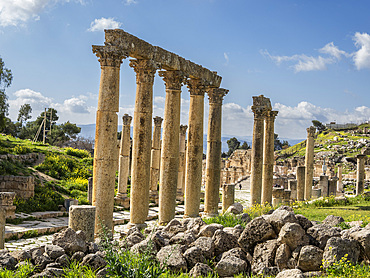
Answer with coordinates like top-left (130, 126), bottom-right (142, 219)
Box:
top-left (125, 0), bottom-right (138, 5)
top-left (55, 96), bottom-right (90, 114)
top-left (88, 17), bottom-right (121, 32)
top-left (353, 32), bottom-right (370, 70)
top-left (319, 42), bottom-right (348, 59)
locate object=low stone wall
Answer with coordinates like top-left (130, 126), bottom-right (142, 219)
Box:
top-left (0, 153), bottom-right (45, 166)
top-left (0, 175), bottom-right (34, 199)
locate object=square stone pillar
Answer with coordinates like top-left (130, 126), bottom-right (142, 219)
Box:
top-left (328, 177), bottom-right (338, 197)
top-left (222, 184), bottom-right (235, 212)
top-left (319, 175), bottom-right (329, 197)
top-left (288, 180), bottom-right (297, 201)
top-left (296, 166), bottom-right (305, 201)
top-left (337, 164), bottom-right (343, 193)
top-left (272, 187), bottom-right (284, 206)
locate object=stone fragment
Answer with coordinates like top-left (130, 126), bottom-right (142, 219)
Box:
top-left (169, 231), bottom-right (196, 246)
top-left (348, 228), bottom-right (370, 262)
top-left (225, 203), bottom-right (244, 215)
top-left (276, 269), bottom-right (304, 278)
top-left (198, 223), bottom-right (223, 237)
top-left (130, 239), bottom-right (157, 256)
top-left (12, 250), bottom-right (31, 262)
top-left (0, 251), bottom-right (17, 270)
top-left (275, 243), bottom-right (291, 269)
top-left (183, 246), bottom-right (206, 268)
top-left (156, 245), bottom-right (187, 272)
top-left (45, 245), bottom-right (65, 260)
top-left (297, 245), bottom-right (323, 272)
top-left (215, 255), bottom-right (249, 277)
top-left (125, 231), bottom-right (145, 247)
top-left (163, 219), bottom-right (185, 236)
top-left (68, 205), bottom-right (96, 242)
top-left (322, 215), bottom-right (345, 227)
top-left (52, 228), bottom-right (87, 254)
top-left (239, 213), bottom-right (251, 224)
top-left (55, 254), bottom-right (69, 267)
top-left (220, 247), bottom-right (250, 262)
top-left (34, 255), bottom-right (53, 270)
top-left (238, 216), bottom-right (276, 252)
top-left (296, 214), bottom-right (313, 230)
top-left (251, 239), bottom-right (278, 274)
top-left (257, 267), bottom-right (279, 276)
top-left (81, 254), bottom-right (107, 271)
top-left (323, 237), bottom-right (360, 268)
top-left (307, 224), bottom-right (341, 249)
top-left (212, 229), bottom-right (239, 256)
top-left (70, 251), bottom-right (85, 263)
top-left (148, 230), bottom-right (167, 250)
top-left (189, 236), bottom-right (215, 260)
top-left (267, 209), bottom-right (299, 233)
top-left (96, 267), bottom-right (109, 278)
top-left (184, 218), bottom-right (206, 234)
top-left (189, 263), bottom-right (213, 277)
top-left (278, 222), bottom-right (305, 250)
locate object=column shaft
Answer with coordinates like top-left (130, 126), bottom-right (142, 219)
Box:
top-left (129, 59), bottom-right (157, 226)
top-left (158, 70), bottom-right (183, 224)
top-left (297, 166), bottom-right (305, 201)
top-left (304, 126), bottom-right (315, 200)
top-left (92, 47), bottom-right (125, 234)
top-left (262, 111), bottom-right (278, 204)
top-left (117, 114), bottom-right (132, 198)
top-left (150, 117), bottom-right (163, 193)
top-left (204, 88), bottom-right (228, 216)
top-left (337, 164), bottom-right (343, 192)
top-left (184, 79), bottom-right (206, 218)
top-left (178, 125), bottom-right (188, 196)
top-left (356, 154), bottom-right (366, 196)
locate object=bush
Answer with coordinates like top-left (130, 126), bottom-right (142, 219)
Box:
top-left (65, 147), bottom-right (91, 159)
top-left (204, 213), bottom-right (246, 228)
top-left (12, 145), bottom-right (31, 154)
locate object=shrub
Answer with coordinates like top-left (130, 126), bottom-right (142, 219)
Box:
top-left (245, 202), bottom-right (274, 219)
top-left (65, 147), bottom-right (91, 159)
top-left (204, 213), bottom-right (246, 228)
top-left (13, 145), bottom-right (31, 154)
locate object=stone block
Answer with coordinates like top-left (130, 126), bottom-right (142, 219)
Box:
top-left (64, 199), bottom-right (78, 212)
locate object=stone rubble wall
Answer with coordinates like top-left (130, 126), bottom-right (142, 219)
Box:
top-left (0, 175), bottom-right (35, 199)
top-left (0, 153), bottom-right (45, 166)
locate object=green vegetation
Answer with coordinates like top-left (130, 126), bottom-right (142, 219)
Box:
top-left (203, 213), bottom-right (247, 228)
top-left (0, 260), bottom-right (34, 278)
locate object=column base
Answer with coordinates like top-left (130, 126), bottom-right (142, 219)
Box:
top-left (149, 190), bottom-right (159, 205)
top-left (202, 212), bottom-right (219, 218)
top-left (114, 196), bottom-right (130, 208)
top-left (126, 222), bottom-right (148, 230)
top-left (176, 190), bottom-right (184, 202)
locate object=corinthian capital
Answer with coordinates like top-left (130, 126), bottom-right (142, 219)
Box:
top-left (186, 78), bottom-right (207, 96)
top-left (251, 106), bottom-right (267, 119)
top-left (180, 125), bottom-right (188, 135)
top-left (265, 110), bottom-right (278, 121)
top-left (307, 126), bottom-right (316, 138)
top-left (158, 70), bottom-right (185, 90)
top-left (153, 116), bottom-right (163, 127)
top-left (122, 114), bottom-right (132, 126)
top-left (92, 45), bottom-right (127, 68)
top-left (129, 59), bottom-right (158, 84)
top-left (207, 88), bottom-right (228, 105)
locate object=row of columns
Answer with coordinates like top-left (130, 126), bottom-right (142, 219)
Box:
top-left (92, 48), bottom-right (228, 232)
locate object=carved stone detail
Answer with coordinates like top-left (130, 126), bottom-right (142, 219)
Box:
top-left (92, 46), bottom-right (127, 68)
top-left (251, 106), bottom-right (267, 118)
top-left (265, 110), bottom-right (279, 120)
top-left (179, 125), bottom-right (188, 135)
top-left (153, 116), bottom-right (163, 127)
top-left (122, 114), bottom-right (132, 126)
top-left (207, 88), bottom-right (228, 104)
top-left (307, 126), bottom-right (316, 138)
top-left (186, 78), bottom-right (207, 96)
top-left (129, 59), bottom-right (158, 84)
top-left (158, 70), bottom-right (185, 90)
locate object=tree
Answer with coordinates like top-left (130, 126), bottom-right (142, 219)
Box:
top-left (239, 141), bottom-right (250, 150)
top-left (227, 137), bottom-right (240, 156)
top-left (0, 57), bottom-right (12, 130)
top-left (274, 133), bottom-right (290, 151)
top-left (17, 104), bottom-right (32, 125)
top-left (312, 120), bottom-right (326, 133)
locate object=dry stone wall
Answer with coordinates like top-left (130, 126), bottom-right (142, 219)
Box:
top-left (0, 175), bottom-right (34, 199)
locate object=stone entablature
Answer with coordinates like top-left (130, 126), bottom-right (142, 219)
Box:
top-left (0, 175), bottom-right (34, 199)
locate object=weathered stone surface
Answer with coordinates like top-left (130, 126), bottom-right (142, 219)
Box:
top-left (267, 209), bottom-right (299, 233)
top-left (322, 215), bottom-right (344, 227)
top-left (131, 239), bottom-right (157, 255)
top-left (69, 205), bottom-right (96, 242)
top-left (239, 213), bottom-right (251, 224)
top-left (96, 268), bottom-right (109, 278)
top-left (307, 224), bottom-right (341, 249)
top-left (257, 266), bottom-right (279, 277)
top-left (184, 217), bottom-right (206, 234)
top-left (348, 228), bottom-right (370, 262)
top-left (12, 250), bottom-right (31, 262)
top-left (52, 228), bottom-right (87, 254)
top-left (212, 229), bottom-right (239, 256)
top-left (275, 243), bottom-right (291, 269)
top-left (238, 216), bottom-right (276, 252)
top-left (0, 251), bottom-right (17, 270)
top-left (323, 237), bottom-right (360, 268)
top-left (184, 246), bottom-right (206, 268)
top-left (156, 245), bottom-right (187, 272)
top-left (125, 231), bottom-right (145, 247)
top-left (34, 255), bottom-right (53, 270)
top-left (189, 236), bottom-right (215, 260)
top-left (278, 222), bottom-right (306, 250)
top-left (55, 254), bottom-right (69, 267)
top-left (189, 263), bottom-right (213, 278)
top-left (45, 245), bottom-right (65, 260)
top-left (81, 254), bottom-right (107, 271)
top-left (215, 255), bottom-right (248, 277)
top-left (169, 231), bottom-right (196, 246)
top-left (226, 203), bottom-right (243, 215)
top-left (297, 245), bottom-right (323, 272)
top-left (198, 223), bottom-right (223, 237)
top-left (70, 251), bottom-right (85, 263)
top-left (148, 231), bottom-right (167, 250)
top-left (252, 239), bottom-right (278, 274)
top-left (296, 214), bottom-right (313, 230)
top-left (276, 269), bottom-right (304, 278)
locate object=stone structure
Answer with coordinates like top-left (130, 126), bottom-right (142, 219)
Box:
top-left (272, 187), bottom-right (284, 206)
top-left (288, 180), bottom-right (297, 200)
top-left (177, 125), bottom-right (187, 199)
top-left (337, 164), bottom-right (343, 193)
top-left (150, 116), bottom-right (163, 201)
top-left (297, 166), bottom-right (305, 201)
top-left (328, 177), bottom-right (337, 196)
top-left (204, 88), bottom-right (228, 216)
top-left (222, 184), bottom-right (235, 212)
top-left (356, 154), bottom-right (366, 196)
top-left (304, 126), bottom-right (316, 200)
top-left (0, 192), bottom-right (15, 219)
top-left (0, 175), bottom-right (34, 199)
top-left (319, 175), bottom-right (329, 197)
top-left (115, 114), bottom-right (132, 208)
top-left (87, 177), bottom-right (93, 204)
top-left (92, 29), bottom-right (224, 228)
top-left (69, 205), bottom-right (96, 241)
top-left (262, 110), bottom-right (278, 204)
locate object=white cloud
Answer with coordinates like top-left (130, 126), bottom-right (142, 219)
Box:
top-left (319, 42), bottom-right (348, 59)
top-left (56, 96), bottom-right (90, 114)
top-left (224, 52), bottom-right (229, 65)
top-left (125, 0), bottom-right (138, 5)
top-left (353, 32), bottom-right (370, 70)
top-left (88, 17), bottom-right (122, 32)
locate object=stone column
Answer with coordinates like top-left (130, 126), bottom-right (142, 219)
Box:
top-left (204, 88), bottom-right (228, 217)
top-left (0, 208), bottom-right (4, 249)
top-left (92, 46), bottom-right (126, 234)
top-left (129, 59), bottom-right (157, 227)
top-left (184, 79), bottom-right (207, 218)
top-left (288, 180), bottom-right (297, 200)
top-left (222, 184), bottom-right (235, 212)
top-left (262, 110), bottom-right (278, 205)
top-left (319, 175), bottom-right (329, 197)
top-left (297, 166), bottom-right (305, 201)
top-left (115, 114), bottom-right (132, 207)
top-left (149, 116), bottom-right (163, 199)
top-left (158, 70), bottom-right (184, 225)
top-left (250, 101), bottom-right (267, 205)
top-left (304, 126), bottom-right (316, 200)
top-left (69, 205), bottom-right (96, 242)
top-left (328, 177), bottom-right (338, 196)
top-left (337, 164), bottom-right (343, 193)
top-left (87, 177), bottom-right (93, 204)
top-left (356, 154), bottom-right (366, 196)
top-left (272, 187), bottom-right (284, 206)
top-left (177, 125), bottom-right (188, 198)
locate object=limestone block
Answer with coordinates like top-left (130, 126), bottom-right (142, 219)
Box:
top-left (69, 205), bottom-right (96, 242)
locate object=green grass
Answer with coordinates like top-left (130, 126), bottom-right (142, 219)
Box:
top-left (203, 213), bottom-right (247, 228)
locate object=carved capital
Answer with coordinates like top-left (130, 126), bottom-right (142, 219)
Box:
top-left (251, 106), bottom-right (267, 119)
top-left (180, 125), bottom-right (188, 135)
top-left (153, 116), bottom-right (163, 127)
top-left (158, 70), bottom-right (185, 90)
top-left (207, 88), bottom-right (228, 105)
top-left (92, 45), bottom-right (127, 68)
top-left (265, 110), bottom-right (278, 121)
top-left (186, 78), bottom-right (207, 96)
top-left (252, 95), bottom-right (272, 110)
top-left (122, 114), bottom-right (132, 126)
top-left (307, 126), bottom-right (316, 138)
top-left (356, 154), bottom-right (366, 160)
top-left (129, 59), bottom-right (158, 84)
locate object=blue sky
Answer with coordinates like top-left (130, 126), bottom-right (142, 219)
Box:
top-left (1, 0), bottom-right (370, 139)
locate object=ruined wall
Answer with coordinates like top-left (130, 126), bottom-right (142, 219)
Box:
top-left (0, 175), bottom-right (35, 199)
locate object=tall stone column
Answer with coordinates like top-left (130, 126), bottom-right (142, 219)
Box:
top-left (149, 116), bottom-right (163, 197)
top-left (297, 166), bottom-right (305, 201)
top-left (129, 59), bottom-right (157, 227)
top-left (184, 79), bottom-right (207, 218)
top-left (250, 103), bottom-right (267, 205)
top-left (356, 154), bottom-right (366, 196)
top-left (304, 126), bottom-right (316, 200)
top-left (158, 70), bottom-right (184, 225)
top-left (204, 88), bottom-right (228, 217)
top-left (178, 125), bottom-right (188, 197)
top-left (337, 164), bottom-right (343, 193)
top-left (262, 110), bottom-right (278, 205)
top-left (115, 114), bottom-right (132, 207)
top-left (92, 46), bottom-right (126, 234)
